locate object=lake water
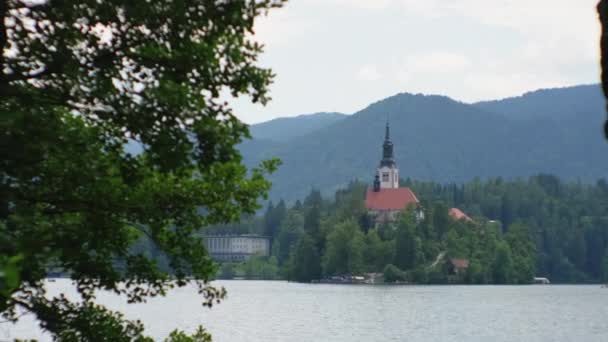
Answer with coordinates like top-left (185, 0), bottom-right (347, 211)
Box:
top-left (2, 280), bottom-right (607, 341)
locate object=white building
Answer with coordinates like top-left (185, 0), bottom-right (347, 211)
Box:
top-left (202, 235), bottom-right (270, 262)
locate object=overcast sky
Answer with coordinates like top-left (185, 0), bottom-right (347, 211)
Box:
top-left (232, 0), bottom-right (601, 124)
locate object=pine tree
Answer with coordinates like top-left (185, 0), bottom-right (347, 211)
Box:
top-left (289, 234), bottom-right (322, 282)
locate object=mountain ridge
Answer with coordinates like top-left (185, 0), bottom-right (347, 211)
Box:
top-left (249, 112), bottom-right (346, 142)
top-left (240, 84), bottom-right (608, 202)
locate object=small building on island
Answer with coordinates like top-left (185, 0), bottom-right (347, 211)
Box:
top-left (448, 258), bottom-right (470, 275)
top-left (365, 122), bottom-right (421, 225)
top-left (446, 258), bottom-right (470, 283)
top-left (202, 234), bottom-right (270, 262)
top-left (448, 207), bottom-right (473, 223)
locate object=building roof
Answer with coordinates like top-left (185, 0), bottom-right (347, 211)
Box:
top-left (365, 187), bottom-right (419, 211)
top-left (449, 258), bottom-right (470, 269)
top-left (449, 208), bottom-right (473, 222)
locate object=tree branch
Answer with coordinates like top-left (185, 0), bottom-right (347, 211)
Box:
top-left (0, 0), bottom-right (7, 82)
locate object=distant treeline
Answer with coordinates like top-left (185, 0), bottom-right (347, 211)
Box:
top-left (205, 174), bottom-right (608, 284)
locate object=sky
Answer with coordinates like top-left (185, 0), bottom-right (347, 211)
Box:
top-left (233, 0), bottom-right (601, 124)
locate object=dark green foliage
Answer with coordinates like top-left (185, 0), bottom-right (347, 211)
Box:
top-left (363, 230), bottom-right (395, 272)
top-left (383, 264), bottom-right (408, 283)
top-left (274, 212), bottom-right (304, 265)
top-left (322, 219), bottom-right (365, 276)
top-left (601, 251), bottom-right (608, 282)
top-left (242, 256), bottom-right (280, 280)
top-left (164, 327), bottom-right (213, 342)
top-left (210, 175), bottom-right (608, 284)
top-left (394, 213), bottom-right (418, 270)
top-left (432, 202), bottom-right (450, 239)
top-left (288, 234), bottom-right (322, 282)
top-left (218, 263), bottom-right (236, 280)
top-left (264, 200), bottom-right (287, 240)
top-left (410, 176), bottom-right (608, 283)
top-left (303, 191), bottom-right (323, 249)
top-left (1, 0), bottom-right (284, 339)
top-left (214, 258), bottom-right (279, 280)
top-left (505, 223), bottom-right (536, 284)
top-left (493, 241), bottom-right (514, 284)
top-left (0, 253), bottom-right (21, 300)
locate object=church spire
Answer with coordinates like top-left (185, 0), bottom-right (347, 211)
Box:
top-left (380, 119), bottom-right (395, 168)
top-left (384, 114), bottom-right (391, 141)
top-left (375, 117), bottom-right (399, 189)
top-left (385, 119), bottom-right (390, 141)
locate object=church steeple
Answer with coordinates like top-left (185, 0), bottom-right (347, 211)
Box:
top-left (385, 120), bottom-right (390, 140)
top-left (380, 120), bottom-right (395, 168)
top-left (375, 118), bottom-right (399, 189)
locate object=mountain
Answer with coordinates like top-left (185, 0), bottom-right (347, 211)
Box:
top-left (241, 85), bottom-right (608, 202)
top-left (474, 84), bottom-right (603, 121)
top-left (249, 112), bottom-right (346, 142)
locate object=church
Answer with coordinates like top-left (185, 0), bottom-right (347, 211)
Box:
top-left (364, 121), bottom-right (472, 225)
top-left (364, 122), bottom-right (421, 224)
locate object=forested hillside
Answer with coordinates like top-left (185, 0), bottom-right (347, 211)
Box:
top-left (207, 175), bottom-right (608, 284)
top-left (474, 84), bottom-right (602, 121)
top-left (240, 85), bottom-right (608, 202)
top-left (249, 112), bottom-right (346, 142)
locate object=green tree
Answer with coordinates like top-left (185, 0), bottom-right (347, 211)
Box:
top-left (432, 202), bottom-right (450, 238)
top-left (218, 263), bottom-right (236, 280)
top-left (363, 230), bottom-right (395, 272)
top-left (303, 201), bottom-right (322, 250)
top-left (1, 0), bottom-right (284, 339)
top-left (0, 253), bottom-right (21, 299)
top-left (377, 222), bottom-right (396, 241)
top-left (465, 259), bottom-right (486, 284)
top-left (383, 264), bottom-right (408, 283)
top-left (566, 229), bottom-right (587, 271)
top-left (446, 229), bottom-right (468, 259)
top-left (242, 256), bottom-right (279, 280)
top-left (273, 211), bottom-right (304, 265)
top-left (264, 200), bottom-right (287, 240)
top-left (601, 249), bottom-right (608, 283)
top-left (394, 211), bottom-right (418, 270)
top-left (505, 223), bottom-right (536, 284)
top-left (323, 219), bottom-right (365, 275)
top-left (304, 189), bottom-right (323, 208)
top-left (493, 241), bottom-right (514, 284)
top-left (288, 234), bottom-right (321, 282)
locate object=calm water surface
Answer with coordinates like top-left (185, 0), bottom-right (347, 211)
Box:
top-left (3, 280), bottom-right (607, 341)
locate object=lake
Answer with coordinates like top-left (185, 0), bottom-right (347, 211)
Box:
top-left (2, 280), bottom-right (607, 341)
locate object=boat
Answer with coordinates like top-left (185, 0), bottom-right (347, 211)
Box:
top-left (533, 277), bottom-right (550, 284)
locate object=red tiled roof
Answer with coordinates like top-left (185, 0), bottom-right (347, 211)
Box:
top-left (449, 208), bottom-right (473, 222)
top-left (450, 258), bottom-right (470, 269)
top-left (365, 187), bottom-right (419, 211)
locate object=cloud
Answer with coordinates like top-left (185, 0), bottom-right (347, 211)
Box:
top-left (403, 52), bottom-right (471, 74)
top-left (357, 64), bottom-right (383, 81)
top-left (252, 6), bottom-right (319, 48)
top-left (230, 0), bottom-right (600, 123)
top-left (463, 72), bottom-right (569, 102)
top-left (309, 0), bottom-right (393, 10)
top-left (395, 52), bottom-right (472, 84)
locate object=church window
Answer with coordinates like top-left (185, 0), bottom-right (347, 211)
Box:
top-left (382, 173), bottom-right (389, 182)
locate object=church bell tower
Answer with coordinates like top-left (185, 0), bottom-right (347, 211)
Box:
top-left (375, 121), bottom-right (399, 190)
